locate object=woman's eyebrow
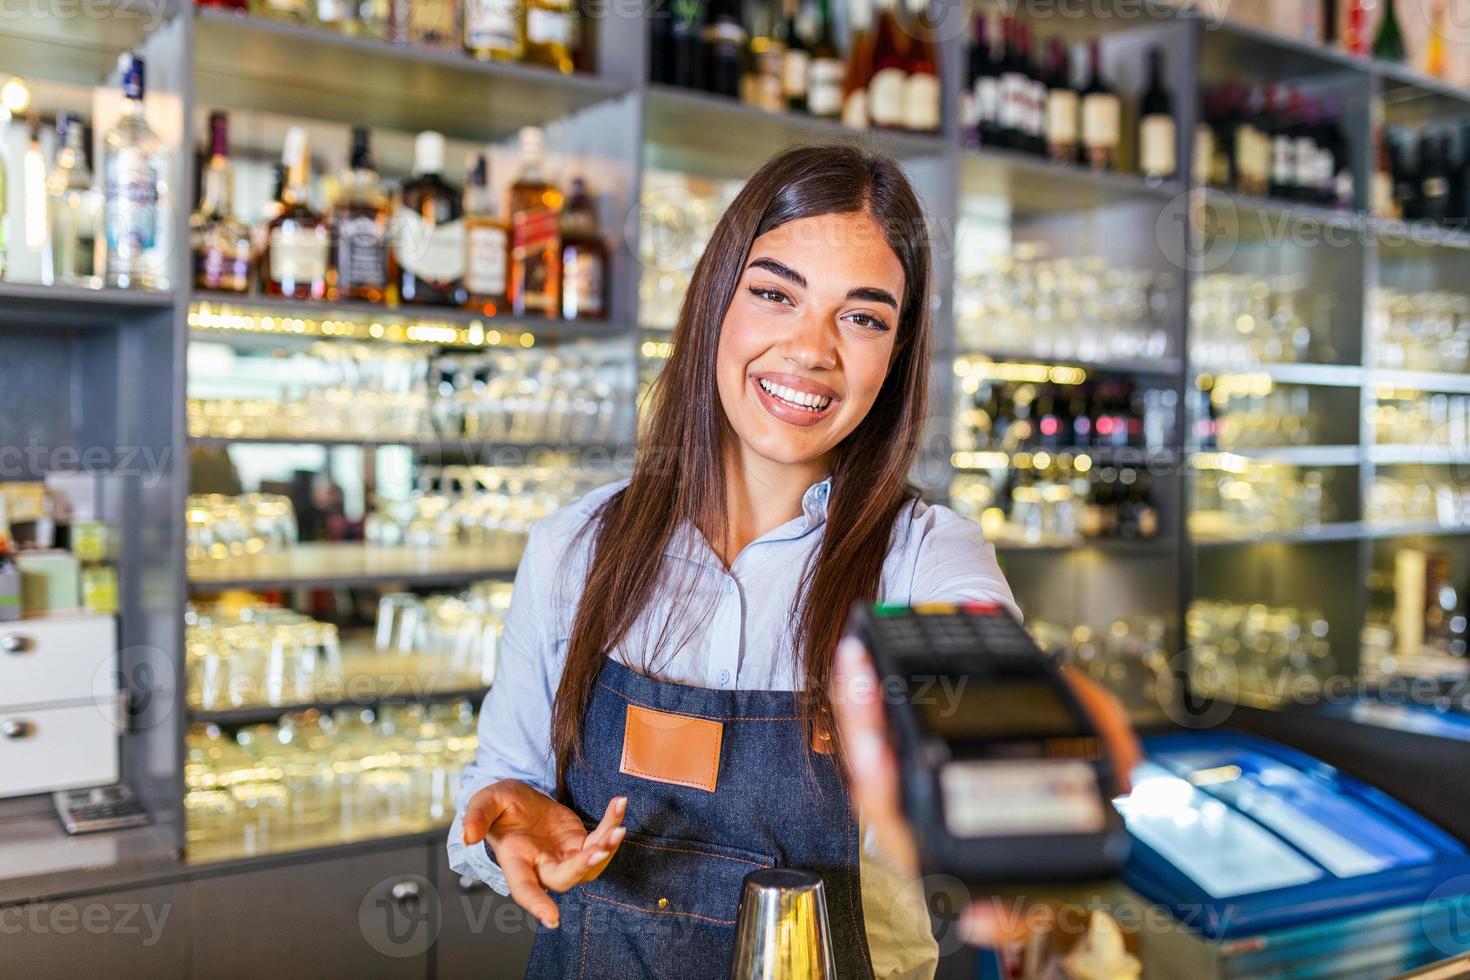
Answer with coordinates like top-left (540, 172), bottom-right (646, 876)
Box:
top-left (747, 257), bottom-right (898, 309)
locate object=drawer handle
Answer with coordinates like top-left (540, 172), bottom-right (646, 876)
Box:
top-left (0, 635), bottom-right (32, 654)
top-left (1, 720), bottom-right (35, 739)
top-left (390, 880), bottom-right (421, 907)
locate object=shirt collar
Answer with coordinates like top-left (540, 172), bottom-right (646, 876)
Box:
top-left (664, 474), bottom-right (834, 563)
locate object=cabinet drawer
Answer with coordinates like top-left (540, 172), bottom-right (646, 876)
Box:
top-left (0, 699), bottom-right (120, 797)
top-left (0, 614), bottom-right (116, 708)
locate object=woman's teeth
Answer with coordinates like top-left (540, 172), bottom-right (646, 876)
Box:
top-left (758, 378), bottom-right (832, 412)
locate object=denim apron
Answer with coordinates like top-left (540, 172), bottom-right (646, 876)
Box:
top-left (524, 658), bottom-right (874, 979)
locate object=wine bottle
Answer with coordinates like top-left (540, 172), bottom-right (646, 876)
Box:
top-left (806, 0), bottom-right (843, 119)
top-left (901, 0), bottom-right (939, 133)
top-left (1044, 39), bottom-right (1077, 165)
top-left (998, 15), bottom-right (1027, 150)
top-left (1373, 0), bottom-right (1405, 63)
top-left (778, 0), bottom-right (809, 113)
top-left (968, 14), bottom-right (1001, 148)
top-left (1267, 86), bottom-right (1295, 200)
top-left (866, 0), bottom-right (907, 130)
top-left (702, 0), bottom-right (746, 98)
top-left (1022, 24), bottom-right (1046, 154)
top-left (1137, 46), bottom-right (1175, 183)
top-left (840, 0), bottom-right (874, 128)
top-left (1421, 130), bottom-right (1451, 224)
top-left (1079, 39), bottom-right (1118, 170)
top-left (670, 0), bottom-right (708, 90)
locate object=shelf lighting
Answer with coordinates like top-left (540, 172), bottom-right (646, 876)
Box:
top-left (641, 339), bottom-right (673, 360)
top-left (953, 358), bottom-right (1088, 386)
top-left (1189, 452), bottom-right (1251, 473)
top-left (188, 301), bottom-right (536, 349)
top-left (952, 450), bottom-right (1095, 472)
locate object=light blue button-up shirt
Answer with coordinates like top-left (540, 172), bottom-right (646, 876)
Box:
top-left (447, 474), bottom-right (1020, 973)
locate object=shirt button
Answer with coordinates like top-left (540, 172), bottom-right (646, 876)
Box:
top-left (719, 670), bottom-right (731, 686)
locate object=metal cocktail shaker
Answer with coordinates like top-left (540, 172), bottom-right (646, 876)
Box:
top-left (728, 868), bottom-right (837, 980)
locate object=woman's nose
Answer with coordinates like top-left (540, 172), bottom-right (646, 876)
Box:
top-left (777, 312), bottom-right (838, 371)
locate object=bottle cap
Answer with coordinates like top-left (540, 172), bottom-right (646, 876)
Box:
top-left (415, 130), bottom-right (445, 174)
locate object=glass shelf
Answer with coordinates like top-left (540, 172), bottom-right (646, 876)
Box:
top-left (186, 542), bottom-right (519, 590)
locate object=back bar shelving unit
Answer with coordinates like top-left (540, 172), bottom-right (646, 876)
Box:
top-left (6, 0), bottom-right (1470, 926)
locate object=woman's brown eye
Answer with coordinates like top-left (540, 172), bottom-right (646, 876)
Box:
top-left (850, 313), bottom-right (890, 332)
top-left (750, 286), bottom-right (789, 304)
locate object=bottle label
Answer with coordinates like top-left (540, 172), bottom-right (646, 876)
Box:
top-left (336, 213), bottom-right (387, 288)
top-left (976, 76), bottom-right (1000, 125)
top-left (512, 207), bottom-right (558, 312)
top-left (1000, 71), bottom-right (1026, 132)
top-left (393, 208), bottom-right (465, 283)
top-left (465, 223), bottom-right (508, 296)
top-left (901, 72), bottom-right (940, 131)
top-left (841, 87), bottom-right (868, 129)
top-left (526, 6), bottom-right (572, 47)
top-left (1080, 93), bottom-right (1119, 149)
top-left (104, 148), bottom-right (159, 256)
top-left (868, 67), bottom-right (905, 126)
top-left (1140, 114), bottom-right (1175, 177)
top-left (465, 0), bottom-right (519, 49)
top-left (807, 58), bottom-right (844, 117)
top-left (1272, 135), bottom-right (1293, 184)
top-left (1028, 79), bottom-right (1046, 137)
top-left (269, 223), bottom-right (329, 286)
top-left (1193, 123), bottom-right (1214, 185)
top-left (562, 248), bottom-right (604, 318)
top-left (1045, 89), bottom-right (1078, 144)
top-left (782, 49), bottom-right (810, 99)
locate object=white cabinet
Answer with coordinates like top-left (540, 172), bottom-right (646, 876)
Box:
top-left (0, 614), bottom-right (117, 708)
top-left (0, 698), bottom-right (123, 797)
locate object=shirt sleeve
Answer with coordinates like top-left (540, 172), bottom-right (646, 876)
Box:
top-left (446, 519), bottom-right (564, 895)
top-left (907, 503), bottom-right (1023, 623)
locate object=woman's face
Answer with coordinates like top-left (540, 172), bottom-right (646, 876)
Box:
top-left (716, 211), bottom-right (904, 470)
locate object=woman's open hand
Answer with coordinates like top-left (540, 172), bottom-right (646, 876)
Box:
top-left (830, 634), bottom-right (1141, 947)
top-left (461, 780), bottom-right (628, 929)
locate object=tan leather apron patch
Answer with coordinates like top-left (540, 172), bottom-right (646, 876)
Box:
top-left (620, 704), bottom-right (723, 792)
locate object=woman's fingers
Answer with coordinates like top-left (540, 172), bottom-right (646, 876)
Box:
top-left (832, 635), bottom-right (919, 875)
top-left (583, 796), bottom-right (627, 851)
top-left (500, 852), bottom-right (560, 930)
top-left (581, 826), bottom-right (627, 882)
top-left (1059, 667), bottom-right (1142, 795)
top-left (461, 785), bottom-right (509, 845)
top-left (538, 823), bottom-right (626, 891)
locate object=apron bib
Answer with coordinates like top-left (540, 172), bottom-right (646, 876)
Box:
top-left (525, 658), bottom-right (874, 979)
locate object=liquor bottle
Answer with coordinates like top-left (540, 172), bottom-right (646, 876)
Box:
top-left (1372, 124), bottom-right (1399, 219)
top-left (1022, 24), bottom-right (1046, 154)
top-left (1425, 0), bottom-right (1448, 77)
top-left (329, 127), bottom-right (389, 303)
top-left (1237, 87), bottom-right (1267, 197)
top-left (840, 0), bottom-right (874, 128)
top-left (1342, 0), bottom-right (1366, 54)
top-left (392, 130), bottom-right (465, 306)
top-left (1266, 87), bottom-right (1295, 200)
top-left (463, 153), bottom-right (509, 316)
top-left (778, 0), bottom-right (809, 113)
top-left (998, 16), bottom-right (1026, 150)
top-left (389, 0), bottom-right (458, 47)
top-left (507, 126), bottom-right (563, 318)
top-left (747, 2), bottom-right (785, 111)
top-left (968, 14), bottom-right (1001, 148)
top-left (1373, 0), bottom-right (1405, 63)
top-left (703, 0), bottom-right (747, 99)
top-left (1078, 39), bottom-right (1118, 170)
top-left (47, 113), bottom-right (102, 288)
top-left (1137, 47), bottom-right (1175, 182)
top-left (103, 53), bottom-right (169, 290)
top-left (190, 111), bottom-right (252, 294)
top-left (1421, 131), bottom-right (1451, 224)
top-left (670, 0), bottom-right (709, 91)
top-left (650, 3), bottom-right (675, 83)
top-left (901, 0), bottom-right (939, 133)
top-left (464, 0), bottom-right (522, 61)
top-left (1044, 39), bottom-right (1077, 164)
top-left (261, 127), bottom-right (329, 300)
top-left (523, 0), bottom-right (575, 73)
top-left (1390, 131), bottom-right (1422, 221)
top-left (806, 0), bottom-right (843, 120)
top-left (866, 0), bottom-right (907, 130)
top-left (559, 177), bottom-right (606, 321)
top-left (1194, 90), bottom-right (1215, 186)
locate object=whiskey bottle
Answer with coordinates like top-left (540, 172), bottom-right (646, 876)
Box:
top-left (464, 0), bottom-right (520, 58)
top-left (463, 153), bottom-right (509, 317)
top-left (190, 111), bottom-right (253, 294)
top-left (261, 127), bottom-right (329, 300)
top-left (47, 113), bottom-right (102, 288)
top-left (523, 0), bottom-right (575, 73)
top-left (102, 53), bottom-right (169, 289)
top-left (507, 126), bottom-right (563, 318)
top-left (559, 177), bottom-right (606, 321)
top-left (329, 127), bottom-right (389, 303)
top-left (392, 130), bottom-right (465, 306)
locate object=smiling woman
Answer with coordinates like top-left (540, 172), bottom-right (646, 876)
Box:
top-left (449, 144), bottom-right (1021, 980)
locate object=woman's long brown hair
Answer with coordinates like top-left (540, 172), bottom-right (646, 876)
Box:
top-left (550, 143), bottom-right (933, 792)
